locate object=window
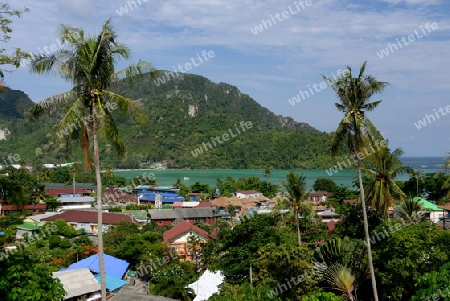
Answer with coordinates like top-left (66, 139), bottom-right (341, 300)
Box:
top-left (158, 221), bottom-right (163, 225)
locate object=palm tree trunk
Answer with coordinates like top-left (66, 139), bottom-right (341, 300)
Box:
top-left (357, 160), bottom-right (378, 301)
top-left (93, 123), bottom-right (107, 300)
top-left (295, 208), bottom-right (301, 246)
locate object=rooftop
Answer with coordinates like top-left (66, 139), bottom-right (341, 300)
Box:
top-left (163, 221), bottom-right (213, 243)
top-left (53, 268), bottom-right (101, 300)
top-left (41, 210), bottom-right (135, 224)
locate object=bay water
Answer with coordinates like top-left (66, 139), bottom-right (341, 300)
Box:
top-left (114, 157), bottom-right (447, 190)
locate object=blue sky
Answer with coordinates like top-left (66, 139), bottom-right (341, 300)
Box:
top-left (4, 0), bottom-right (450, 157)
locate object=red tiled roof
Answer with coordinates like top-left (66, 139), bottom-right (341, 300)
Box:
top-left (310, 191), bottom-right (333, 196)
top-left (197, 202), bottom-right (214, 208)
top-left (163, 221), bottom-right (213, 243)
top-left (236, 190), bottom-right (261, 195)
top-left (41, 210), bottom-right (134, 224)
top-left (343, 199), bottom-right (358, 205)
top-left (46, 188), bottom-right (93, 197)
top-left (327, 220), bottom-right (342, 231)
top-left (1, 204), bottom-right (47, 211)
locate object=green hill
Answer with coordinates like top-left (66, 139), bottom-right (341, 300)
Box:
top-left (0, 72), bottom-right (339, 169)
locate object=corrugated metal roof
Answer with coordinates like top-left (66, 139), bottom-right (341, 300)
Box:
top-left (53, 268), bottom-right (101, 300)
top-left (58, 196), bottom-right (95, 203)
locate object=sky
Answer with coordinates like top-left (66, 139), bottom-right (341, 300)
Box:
top-left (3, 0), bottom-right (450, 157)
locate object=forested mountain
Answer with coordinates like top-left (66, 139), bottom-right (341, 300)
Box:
top-left (0, 72), bottom-right (340, 169)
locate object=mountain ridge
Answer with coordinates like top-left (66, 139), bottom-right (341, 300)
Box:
top-left (0, 72), bottom-right (338, 169)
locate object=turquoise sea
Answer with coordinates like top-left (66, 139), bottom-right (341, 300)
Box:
top-left (114, 157), bottom-right (447, 190)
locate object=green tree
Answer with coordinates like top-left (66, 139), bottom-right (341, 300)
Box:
top-left (253, 243), bottom-right (321, 299)
top-left (313, 178), bottom-right (337, 192)
top-left (44, 196), bottom-right (61, 211)
top-left (362, 143), bottom-right (411, 217)
top-left (209, 214), bottom-right (290, 284)
top-left (0, 253), bottom-right (65, 300)
top-left (283, 171), bottom-right (310, 246)
top-left (323, 61), bottom-right (389, 301)
top-left (411, 262), bottom-right (450, 301)
top-left (0, 3), bottom-right (29, 83)
top-left (372, 220), bottom-right (450, 300)
top-left (152, 276), bottom-right (195, 301)
top-left (28, 19), bottom-right (153, 300)
top-left (4, 224), bottom-right (16, 243)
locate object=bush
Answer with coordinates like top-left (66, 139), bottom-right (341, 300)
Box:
top-left (59, 238), bottom-right (72, 249)
top-left (35, 239), bottom-right (46, 248)
top-left (49, 235), bottom-right (61, 249)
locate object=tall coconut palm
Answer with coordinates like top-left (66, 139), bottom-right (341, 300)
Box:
top-left (409, 169), bottom-right (424, 197)
top-left (27, 19), bottom-right (154, 300)
top-left (283, 172), bottom-right (311, 246)
top-left (323, 61), bottom-right (389, 301)
top-left (362, 137), bottom-right (412, 217)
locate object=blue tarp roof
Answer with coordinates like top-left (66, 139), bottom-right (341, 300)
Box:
top-left (94, 273), bottom-right (128, 292)
top-left (139, 192), bottom-right (184, 203)
top-left (61, 254), bottom-right (129, 279)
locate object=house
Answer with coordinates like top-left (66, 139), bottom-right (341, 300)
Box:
top-left (172, 202), bottom-right (200, 208)
top-left (413, 197), bottom-right (444, 223)
top-left (16, 222), bottom-right (40, 240)
top-left (47, 187), bottom-right (94, 198)
top-left (41, 210), bottom-right (135, 234)
top-left (343, 199), bottom-right (357, 205)
top-left (234, 190), bottom-right (262, 199)
top-left (163, 221), bottom-right (213, 260)
top-left (188, 193), bottom-right (201, 201)
top-left (317, 210), bottom-right (341, 222)
top-left (397, 197), bottom-right (443, 223)
top-left (52, 268), bottom-right (101, 301)
top-left (58, 196), bottom-right (95, 210)
top-left (174, 208), bottom-right (214, 224)
top-left (0, 204), bottom-right (47, 215)
top-left (138, 192), bottom-right (184, 206)
top-left (61, 254), bottom-right (129, 293)
top-left (147, 210), bottom-right (181, 227)
top-left (196, 202), bottom-right (215, 208)
top-left (63, 253), bottom-right (129, 280)
top-left (438, 203), bottom-right (450, 230)
top-left (24, 212), bottom-right (60, 226)
top-left (147, 208), bottom-right (215, 227)
top-left (309, 191), bottom-right (333, 204)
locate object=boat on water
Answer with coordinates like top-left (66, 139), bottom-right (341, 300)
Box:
top-left (421, 164), bottom-right (428, 168)
top-left (184, 177), bottom-right (190, 181)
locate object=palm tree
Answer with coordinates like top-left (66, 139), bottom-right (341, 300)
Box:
top-left (37, 167), bottom-right (52, 182)
top-left (396, 196), bottom-right (424, 221)
top-left (283, 171), bottom-right (311, 246)
top-left (187, 234), bottom-right (201, 261)
top-left (27, 19), bottom-right (154, 300)
top-left (325, 263), bottom-right (358, 301)
top-left (362, 138), bottom-right (412, 217)
top-left (323, 61), bottom-right (389, 301)
top-left (409, 169), bottom-right (424, 197)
